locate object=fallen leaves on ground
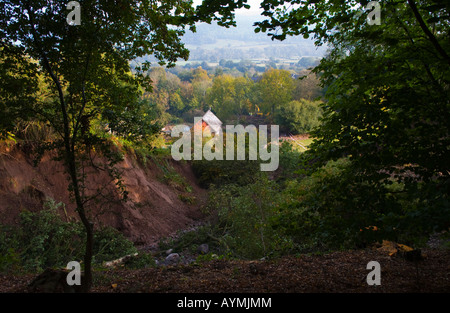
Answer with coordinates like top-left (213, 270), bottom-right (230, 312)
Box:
top-left (1, 248), bottom-right (449, 293)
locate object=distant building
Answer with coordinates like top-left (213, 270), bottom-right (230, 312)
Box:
top-left (161, 125), bottom-right (174, 135)
top-left (162, 125), bottom-right (190, 136)
top-left (193, 109), bottom-right (223, 137)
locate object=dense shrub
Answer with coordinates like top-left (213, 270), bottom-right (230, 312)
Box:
top-left (276, 99), bottom-right (322, 134)
top-left (0, 199), bottom-right (137, 273)
top-left (202, 175), bottom-right (293, 259)
top-left (192, 159), bottom-right (260, 188)
top-left (191, 134), bottom-right (262, 188)
top-left (273, 158), bottom-right (379, 251)
top-left (274, 158), bottom-right (450, 251)
top-left (198, 155), bottom-right (449, 259)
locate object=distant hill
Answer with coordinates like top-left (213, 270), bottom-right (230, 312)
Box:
top-left (181, 15), bottom-right (327, 64)
top-left (133, 16), bottom-right (326, 70)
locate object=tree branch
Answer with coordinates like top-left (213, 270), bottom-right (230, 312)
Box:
top-left (407, 0), bottom-right (450, 67)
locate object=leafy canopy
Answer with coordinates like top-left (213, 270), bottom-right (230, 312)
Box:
top-left (0, 0), bottom-right (253, 290)
top-left (254, 0), bottom-right (450, 243)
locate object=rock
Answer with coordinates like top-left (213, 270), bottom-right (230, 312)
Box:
top-left (165, 253), bottom-right (181, 265)
top-left (197, 244), bottom-right (209, 255)
top-left (165, 248), bottom-right (173, 255)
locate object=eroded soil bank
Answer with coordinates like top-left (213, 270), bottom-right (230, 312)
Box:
top-left (0, 144), bottom-right (207, 246)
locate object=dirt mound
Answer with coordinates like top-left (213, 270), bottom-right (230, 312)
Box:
top-left (0, 144), bottom-right (207, 245)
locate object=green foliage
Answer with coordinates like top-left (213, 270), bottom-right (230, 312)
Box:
top-left (292, 70), bottom-right (324, 102)
top-left (13, 120), bottom-right (55, 144)
top-left (206, 75), bottom-right (238, 121)
top-left (203, 176), bottom-right (293, 259)
top-left (14, 200), bottom-right (85, 271)
top-left (0, 45), bottom-right (39, 137)
top-left (0, 199), bottom-right (137, 273)
top-left (256, 68), bottom-right (295, 116)
top-left (192, 159), bottom-right (260, 189)
top-left (156, 225), bottom-right (222, 259)
top-left (273, 158), bottom-right (381, 251)
top-left (192, 129), bottom-right (275, 188)
top-left (276, 140), bottom-right (307, 181)
top-left (147, 64), bottom-right (323, 128)
top-left (194, 155), bottom-right (448, 257)
top-left (153, 157), bottom-right (192, 192)
top-left (2, 0), bottom-right (448, 276)
top-left (122, 252), bottom-right (156, 269)
top-left (206, 75), bottom-right (254, 121)
top-left (160, 142), bottom-right (447, 259)
top-left (256, 0), bottom-right (450, 246)
top-left (276, 99), bottom-right (323, 134)
top-left (272, 158), bottom-right (450, 251)
top-left (178, 193), bottom-right (196, 204)
top-left (1, 0), bottom-right (250, 288)
top-left (195, 252), bottom-right (228, 264)
top-left (0, 242), bottom-right (21, 274)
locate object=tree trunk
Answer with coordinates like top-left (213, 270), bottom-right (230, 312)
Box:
top-left (29, 7), bottom-right (94, 292)
top-left (61, 100), bottom-right (94, 293)
top-left (40, 54), bottom-right (93, 292)
top-left (78, 205), bottom-right (93, 292)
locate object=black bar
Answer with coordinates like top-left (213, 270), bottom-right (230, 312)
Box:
top-left (1, 293), bottom-right (446, 312)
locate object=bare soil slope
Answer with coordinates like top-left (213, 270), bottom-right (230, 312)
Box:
top-left (0, 144), bottom-right (207, 245)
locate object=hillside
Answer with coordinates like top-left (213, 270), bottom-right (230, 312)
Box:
top-left (137, 16), bottom-right (327, 67)
top-left (1, 142), bottom-right (449, 295)
top-left (0, 143), bottom-right (207, 246)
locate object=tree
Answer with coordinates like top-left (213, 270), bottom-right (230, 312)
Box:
top-left (257, 68), bottom-right (294, 116)
top-left (233, 76), bottom-right (254, 116)
top-left (256, 0), bottom-right (450, 242)
top-left (192, 66), bottom-right (210, 83)
top-left (1, 0), bottom-right (248, 291)
top-left (207, 74), bottom-right (237, 120)
top-left (192, 67), bottom-right (212, 111)
top-left (142, 89), bottom-right (170, 126)
top-left (179, 81), bottom-right (194, 106)
top-left (276, 99), bottom-right (323, 135)
top-left (0, 45), bottom-right (39, 140)
top-left (292, 70), bottom-right (323, 101)
top-left (214, 66), bottom-right (224, 77)
top-left (169, 91), bottom-right (186, 116)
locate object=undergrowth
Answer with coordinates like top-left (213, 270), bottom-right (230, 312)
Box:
top-left (0, 199), bottom-right (137, 274)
